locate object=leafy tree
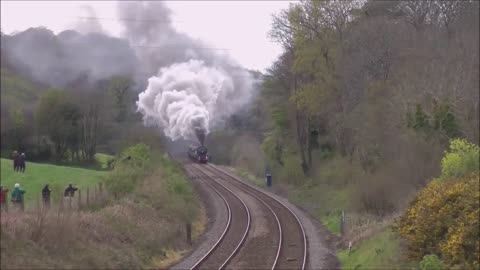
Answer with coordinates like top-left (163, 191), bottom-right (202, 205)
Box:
top-left (36, 90), bottom-right (82, 161)
top-left (440, 139), bottom-right (479, 179)
top-left (108, 76), bottom-right (133, 122)
top-left (9, 109), bottom-right (28, 151)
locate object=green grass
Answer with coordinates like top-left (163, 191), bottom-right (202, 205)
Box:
top-left (235, 168), bottom-right (266, 187)
top-left (0, 158), bottom-right (106, 205)
top-left (290, 181), bottom-right (351, 236)
top-left (337, 228), bottom-right (416, 270)
top-left (95, 153), bottom-right (115, 169)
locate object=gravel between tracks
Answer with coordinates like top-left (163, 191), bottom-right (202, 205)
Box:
top-left (170, 167), bottom-right (229, 270)
top-left (207, 174), bottom-right (279, 270)
top-left (215, 165), bottom-right (340, 270)
top-left (173, 164), bottom-right (339, 270)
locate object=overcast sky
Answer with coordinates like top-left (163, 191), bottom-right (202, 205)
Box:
top-left (1, 1), bottom-right (295, 72)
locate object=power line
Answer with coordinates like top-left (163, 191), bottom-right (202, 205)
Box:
top-left (129, 45), bottom-right (230, 50)
top-left (76, 16), bottom-right (178, 23)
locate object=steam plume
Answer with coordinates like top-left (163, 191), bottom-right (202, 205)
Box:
top-left (126, 2), bottom-right (256, 143)
top-left (137, 60), bottom-right (253, 143)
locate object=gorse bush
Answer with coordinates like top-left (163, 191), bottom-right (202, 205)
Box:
top-left (440, 139), bottom-right (479, 180)
top-left (397, 172), bottom-right (479, 269)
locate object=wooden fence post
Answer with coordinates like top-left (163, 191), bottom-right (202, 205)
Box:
top-left (36, 194), bottom-right (40, 212)
top-left (86, 188), bottom-right (90, 208)
top-left (340, 210), bottom-right (345, 237)
top-left (78, 189), bottom-right (82, 211)
top-left (186, 222), bottom-right (192, 245)
top-left (59, 192), bottom-right (64, 213)
top-left (99, 183), bottom-right (104, 204)
top-left (94, 185), bottom-right (98, 205)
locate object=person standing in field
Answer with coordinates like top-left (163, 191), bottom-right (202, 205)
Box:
top-left (42, 184), bottom-right (51, 209)
top-left (12, 151), bottom-right (19, 172)
top-left (0, 186), bottom-right (10, 212)
top-left (19, 153), bottom-right (26, 173)
top-left (11, 183), bottom-right (26, 211)
top-left (64, 184), bottom-right (78, 198)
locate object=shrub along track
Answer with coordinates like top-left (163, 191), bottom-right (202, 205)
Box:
top-left (186, 164), bottom-right (251, 270)
top-left (196, 163), bottom-right (307, 270)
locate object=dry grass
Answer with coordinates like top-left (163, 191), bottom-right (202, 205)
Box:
top-left (0, 164), bottom-right (204, 269)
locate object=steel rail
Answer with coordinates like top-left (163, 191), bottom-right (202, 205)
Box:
top-left (188, 167), bottom-right (232, 270)
top-left (206, 164), bottom-right (308, 270)
top-left (189, 164), bottom-right (251, 270)
top-left (200, 164), bottom-right (282, 270)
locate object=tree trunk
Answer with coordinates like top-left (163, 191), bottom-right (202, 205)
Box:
top-left (293, 74), bottom-right (309, 174)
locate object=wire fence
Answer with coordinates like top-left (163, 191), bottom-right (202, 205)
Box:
top-left (0, 183), bottom-right (109, 214)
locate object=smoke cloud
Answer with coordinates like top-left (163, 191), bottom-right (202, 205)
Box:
top-left (137, 59), bottom-right (253, 142)
top-left (1, 28), bottom-right (137, 88)
top-left (123, 2), bottom-right (256, 143)
top-left (1, 1), bottom-right (257, 143)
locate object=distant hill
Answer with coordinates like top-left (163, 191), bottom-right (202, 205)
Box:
top-left (0, 68), bottom-right (42, 112)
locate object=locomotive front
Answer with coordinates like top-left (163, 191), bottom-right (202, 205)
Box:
top-left (196, 145), bottom-right (209, 163)
top-left (188, 145), bottom-right (209, 164)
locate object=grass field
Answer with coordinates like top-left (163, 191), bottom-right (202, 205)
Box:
top-left (337, 228), bottom-right (416, 270)
top-left (0, 158), bottom-right (107, 205)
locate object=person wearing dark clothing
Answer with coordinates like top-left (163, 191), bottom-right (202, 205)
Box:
top-left (64, 184), bottom-right (78, 198)
top-left (0, 186), bottom-right (10, 211)
top-left (42, 184), bottom-right (52, 209)
top-left (19, 153), bottom-right (26, 173)
top-left (12, 151), bottom-right (19, 171)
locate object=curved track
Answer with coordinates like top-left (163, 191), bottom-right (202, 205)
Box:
top-left (187, 165), bottom-right (251, 270)
top-left (199, 164), bottom-right (307, 270)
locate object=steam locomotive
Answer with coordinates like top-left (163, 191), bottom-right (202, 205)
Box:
top-left (188, 145), bottom-right (208, 164)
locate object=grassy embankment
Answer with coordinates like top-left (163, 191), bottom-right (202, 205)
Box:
top-left (231, 157), bottom-right (411, 270)
top-left (0, 156), bottom-right (108, 205)
top-left (1, 145), bottom-right (205, 269)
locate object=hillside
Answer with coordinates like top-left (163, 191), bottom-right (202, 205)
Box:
top-left (0, 158), bottom-right (106, 205)
top-left (0, 68), bottom-right (42, 111)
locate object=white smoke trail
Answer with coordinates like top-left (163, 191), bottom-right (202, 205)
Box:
top-left (137, 59), bottom-right (253, 142)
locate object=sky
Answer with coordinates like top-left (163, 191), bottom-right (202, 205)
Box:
top-left (0, 1), bottom-right (295, 72)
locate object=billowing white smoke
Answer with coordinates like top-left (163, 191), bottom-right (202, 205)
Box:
top-left (137, 59), bottom-right (253, 142)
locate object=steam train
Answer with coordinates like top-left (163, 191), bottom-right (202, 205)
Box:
top-left (188, 144), bottom-right (209, 164)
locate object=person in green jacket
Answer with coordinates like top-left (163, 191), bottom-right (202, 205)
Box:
top-left (11, 183), bottom-right (26, 211)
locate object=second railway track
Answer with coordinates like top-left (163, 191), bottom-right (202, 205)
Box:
top-left (187, 164), bottom-right (251, 270)
top-left (192, 163), bottom-right (307, 270)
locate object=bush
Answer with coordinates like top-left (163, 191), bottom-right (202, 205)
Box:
top-left (397, 172), bottom-right (479, 269)
top-left (440, 139), bottom-right (479, 180)
top-left (419, 254), bottom-right (445, 270)
top-left (105, 143), bottom-right (153, 198)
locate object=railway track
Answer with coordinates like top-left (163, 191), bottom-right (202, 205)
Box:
top-left (187, 165), bottom-right (251, 270)
top-left (190, 163), bottom-right (307, 270)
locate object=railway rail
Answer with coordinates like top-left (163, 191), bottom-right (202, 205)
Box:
top-left (190, 163), bottom-right (307, 270)
top-left (187, 165), bottom-right (251, 270)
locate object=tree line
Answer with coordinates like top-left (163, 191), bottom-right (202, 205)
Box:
top-left (1, 74), bottom-right (140, 164)
top-left (248, 0), bottom-right (479, 213)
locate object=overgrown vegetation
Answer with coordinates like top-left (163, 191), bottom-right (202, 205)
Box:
top-left (395, 139), bottom-right (479, 269)
top-left (337, 229), bottom-right (414, 270)
top-left (0, 143), bottom-right (201, 269)
top-left (213, 1), bottom-right (479, 269)
top-left (397, 172), bottom-right (479, 269)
